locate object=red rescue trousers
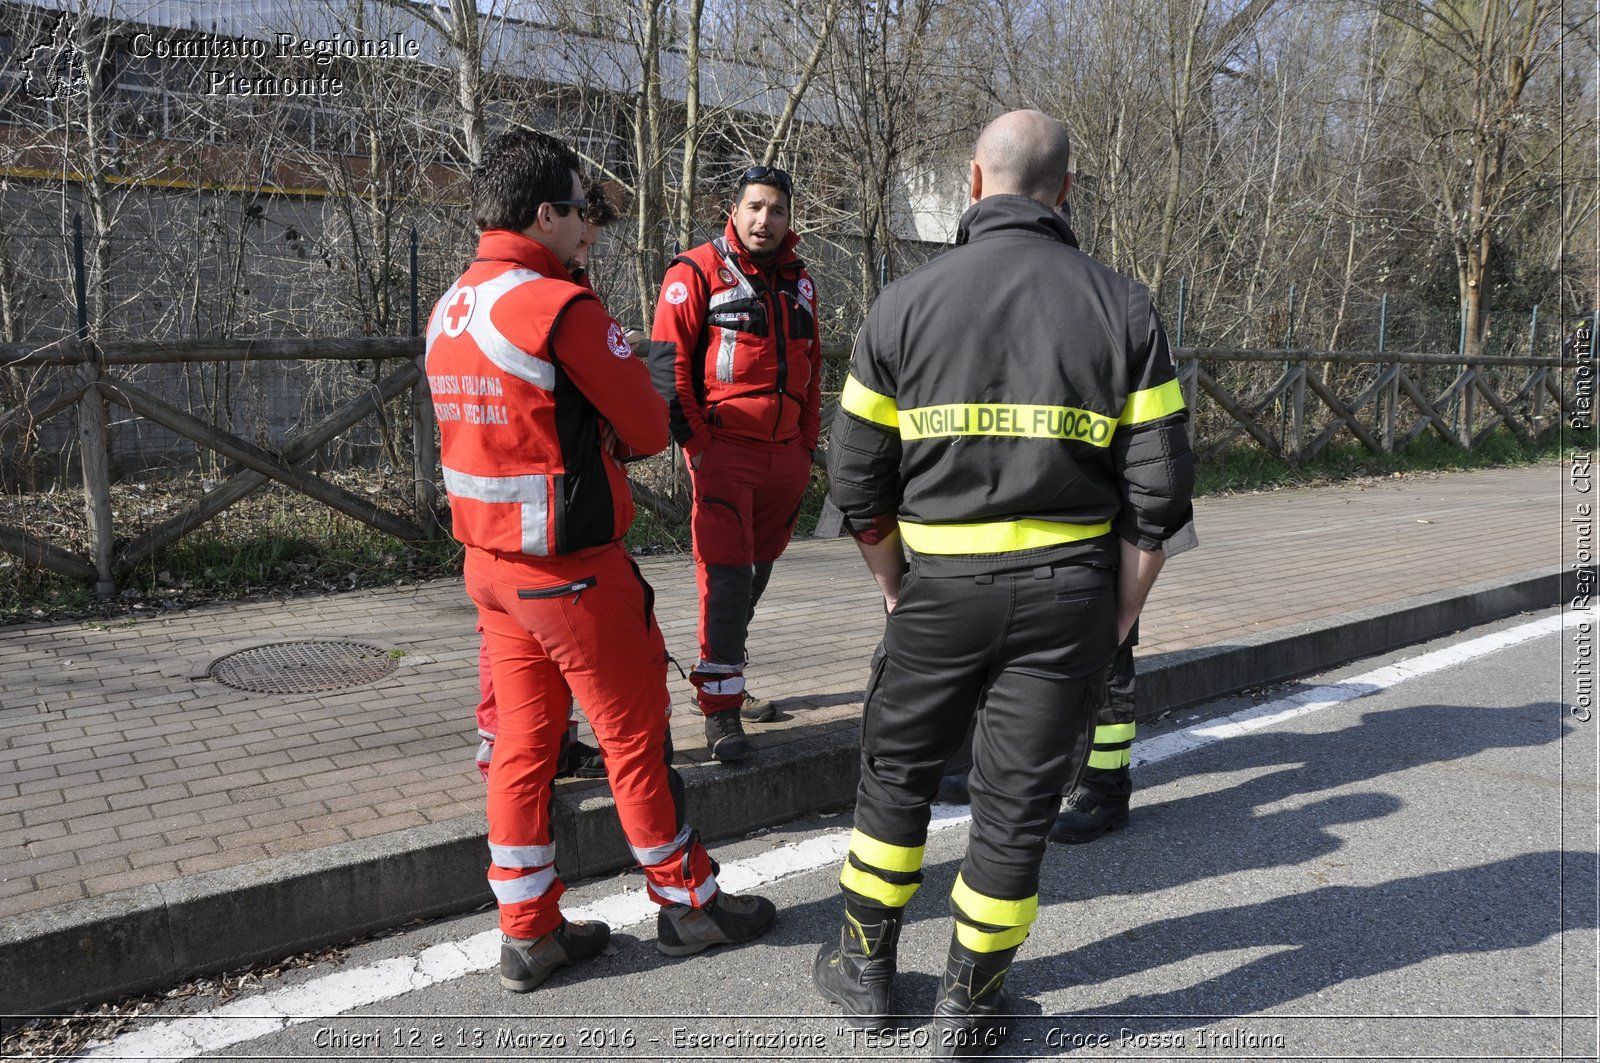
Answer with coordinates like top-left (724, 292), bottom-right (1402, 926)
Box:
top-left (687, 441), bottom-right (812, 713)
top-left (466, 543), bottom-right (717, 939)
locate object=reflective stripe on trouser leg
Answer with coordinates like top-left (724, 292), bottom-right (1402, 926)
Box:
top-left (1085, 721), bottom-right (1135, 769)
top-left (695, 562), bottom-right (753, 713)
top-left (950, 872), bottom-right (1037, 953)
top-left (838, 827), bottom-right (925, 910)
top-left (632, 824), bottom-right (719, 907)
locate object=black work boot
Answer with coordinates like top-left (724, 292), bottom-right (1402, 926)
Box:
top-left (499, 919), bottom-right (610, 992)
top-left (930, 936), bottom-right (1019, 1059)
top-left (703, 708), bottom-right (751, 762)
top-left (656, 890), bottom-right (776, 955)
top-left (1048, 765), bottom-right (1131, 844)
top-left (812, 908), bottom-right (902, 1030)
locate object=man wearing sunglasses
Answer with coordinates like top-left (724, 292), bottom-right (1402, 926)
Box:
top-left (648, 164), bottom-right (823, 763)
top-left (428, 131), bottom-right (776, 995)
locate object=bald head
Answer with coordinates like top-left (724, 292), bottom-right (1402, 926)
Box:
top-left (971, 110), bottom-right (1072, 205)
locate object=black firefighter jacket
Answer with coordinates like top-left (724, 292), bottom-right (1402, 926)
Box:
top-left (828, 194), bottom-right (1194, 574)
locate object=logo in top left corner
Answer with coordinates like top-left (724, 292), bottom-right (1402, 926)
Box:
top-left (24, 16), bottom-right (89, 102)
top-left (441, 286), bottom-right (477, 338)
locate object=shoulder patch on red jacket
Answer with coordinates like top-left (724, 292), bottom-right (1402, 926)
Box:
top-left (607, 322), bottom-right (632, 359)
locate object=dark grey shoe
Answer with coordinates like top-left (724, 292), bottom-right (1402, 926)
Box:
top-left (1049, 765), bottom-right (1133, 844)
top-left (498, 920), bottom-right (609, 992)
top-left (566, 739), bottom-right (606, 779)
top-left (738, 692), bottom-right (779, 722)
top-left (812, 911), bottom-right (901, 1030)
top-left (656, 891), bottom-right (775, 956)
top-left (1049, 788), bottom-right (1129, 843)
top-left (704, 709), bottom-right (750, 762)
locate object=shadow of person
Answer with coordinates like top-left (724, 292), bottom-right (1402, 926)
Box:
top-left (1039, 849), bottom-right (1596, 1029)
top-left (1046, 701), bottom-right (1571, 901)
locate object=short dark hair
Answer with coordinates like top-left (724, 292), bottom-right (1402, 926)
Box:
top-left (733, 164), bottom-right (793, 209)
top-left (583, 178), bottom-right (618, 227)
top-left (472, 130), bottom-right (580, 233)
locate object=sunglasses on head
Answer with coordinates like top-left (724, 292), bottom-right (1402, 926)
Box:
top-left (739, 165), bottom-right (792, 196)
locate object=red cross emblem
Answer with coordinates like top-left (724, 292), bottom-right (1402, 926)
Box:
top-left (442, 287), bottom-right (476, 337)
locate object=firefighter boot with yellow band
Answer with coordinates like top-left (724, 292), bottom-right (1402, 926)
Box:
top-left (812, 903), bottom-right (902, 1030)
top-left (930, 934), bottom-right (1019, 1059)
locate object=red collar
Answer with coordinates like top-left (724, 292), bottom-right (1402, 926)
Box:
top-left (474, 229), bottom-right (573, 281)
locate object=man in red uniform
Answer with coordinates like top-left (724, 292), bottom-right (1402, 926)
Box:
top-left (472, 179), bottom-right (621, 785)
top-left (428, 131), bottom-right (776, 992)
top-left (648, 165), bottom-right (823, 762)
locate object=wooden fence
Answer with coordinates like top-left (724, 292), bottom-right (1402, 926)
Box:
top-left (0, 337), bottom-right (1578, 594)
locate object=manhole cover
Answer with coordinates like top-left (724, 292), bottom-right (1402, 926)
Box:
top-left (208, 640), bottom-right (397, 694)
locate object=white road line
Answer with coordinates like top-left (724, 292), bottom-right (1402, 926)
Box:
top-left (85, 612), bottom-right (1575, 1061)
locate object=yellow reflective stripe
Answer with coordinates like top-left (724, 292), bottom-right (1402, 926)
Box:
top-left (840, 862), bottom-right (920, 908)
top-left (1118, 378), bottom-right (1185, 426)
top-left (1095, 722), bottom-right (1136, 745)
top-left (1087, 747), bottom-right (1131, 769)
top-left (955, 921), bottom-right (1031, 953)
top-left (898, 402), bottom-right (1115, 448)
top-left (848, 829), bottom-right (925, 873)
top-left (951, 873), bottom-right (1037, 928)
top-left (898, 518), bottom-right (1112, 555)
top-left (841, 375), bottom-right (899, 430)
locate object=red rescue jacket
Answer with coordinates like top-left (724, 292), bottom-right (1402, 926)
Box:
top-left (425, 230), bottom-right (668, 558)
top-left (647, 217), bottom-right (823, 456)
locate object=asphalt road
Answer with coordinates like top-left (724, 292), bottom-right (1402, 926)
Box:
top-left (85, 610), bottom-right (1597, 1061)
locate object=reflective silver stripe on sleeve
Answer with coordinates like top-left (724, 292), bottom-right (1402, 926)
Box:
top-left (489, 841), bottom-right (556, 868)
top-left (651, 873), bottom-right (718, 907)
top-left (630, 825), bottom-right (693, 868)
top-left (441, 467), bottom-right (551, 556)
top-left (489, 865), bottom-right (558, 905)
top-left (467, 269), bottom-right (555, 391)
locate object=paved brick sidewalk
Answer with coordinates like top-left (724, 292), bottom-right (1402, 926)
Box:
top-left (0, 463), bottom-right (1564, 922)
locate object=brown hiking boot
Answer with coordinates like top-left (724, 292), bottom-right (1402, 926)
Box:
top-left (739, 692), bottom-right (779, 722)
top-left (656, 891), bottom-right (776, 956)
top-left (498, 919), bottom-right (610, 992)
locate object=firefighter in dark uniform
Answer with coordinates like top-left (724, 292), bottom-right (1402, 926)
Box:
top-left (812, 110), bottom-right (1194, 1056)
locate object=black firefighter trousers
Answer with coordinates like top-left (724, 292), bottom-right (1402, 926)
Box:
top-left (841, 559), bottom-right (1116, 953)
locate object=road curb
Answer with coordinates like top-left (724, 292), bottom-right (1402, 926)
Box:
top-left (1, 565), bottom-right (1578, 1016)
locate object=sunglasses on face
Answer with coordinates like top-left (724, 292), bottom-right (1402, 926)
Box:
top-left (739, 165), bottom-right (792, 196)
top-left (546, 197), bottom-right (588, 215)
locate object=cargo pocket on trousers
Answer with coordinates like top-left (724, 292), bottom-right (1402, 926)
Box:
top-left (859, 642), bottom-right (890, 749)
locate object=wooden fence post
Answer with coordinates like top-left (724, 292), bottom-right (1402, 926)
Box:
top-left (1383, 368), bottom-right (1399, 453)
top-left (1289, 361), bottom-right (1307, 459)
top-left (77, 357), bottom-right (116, 596)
